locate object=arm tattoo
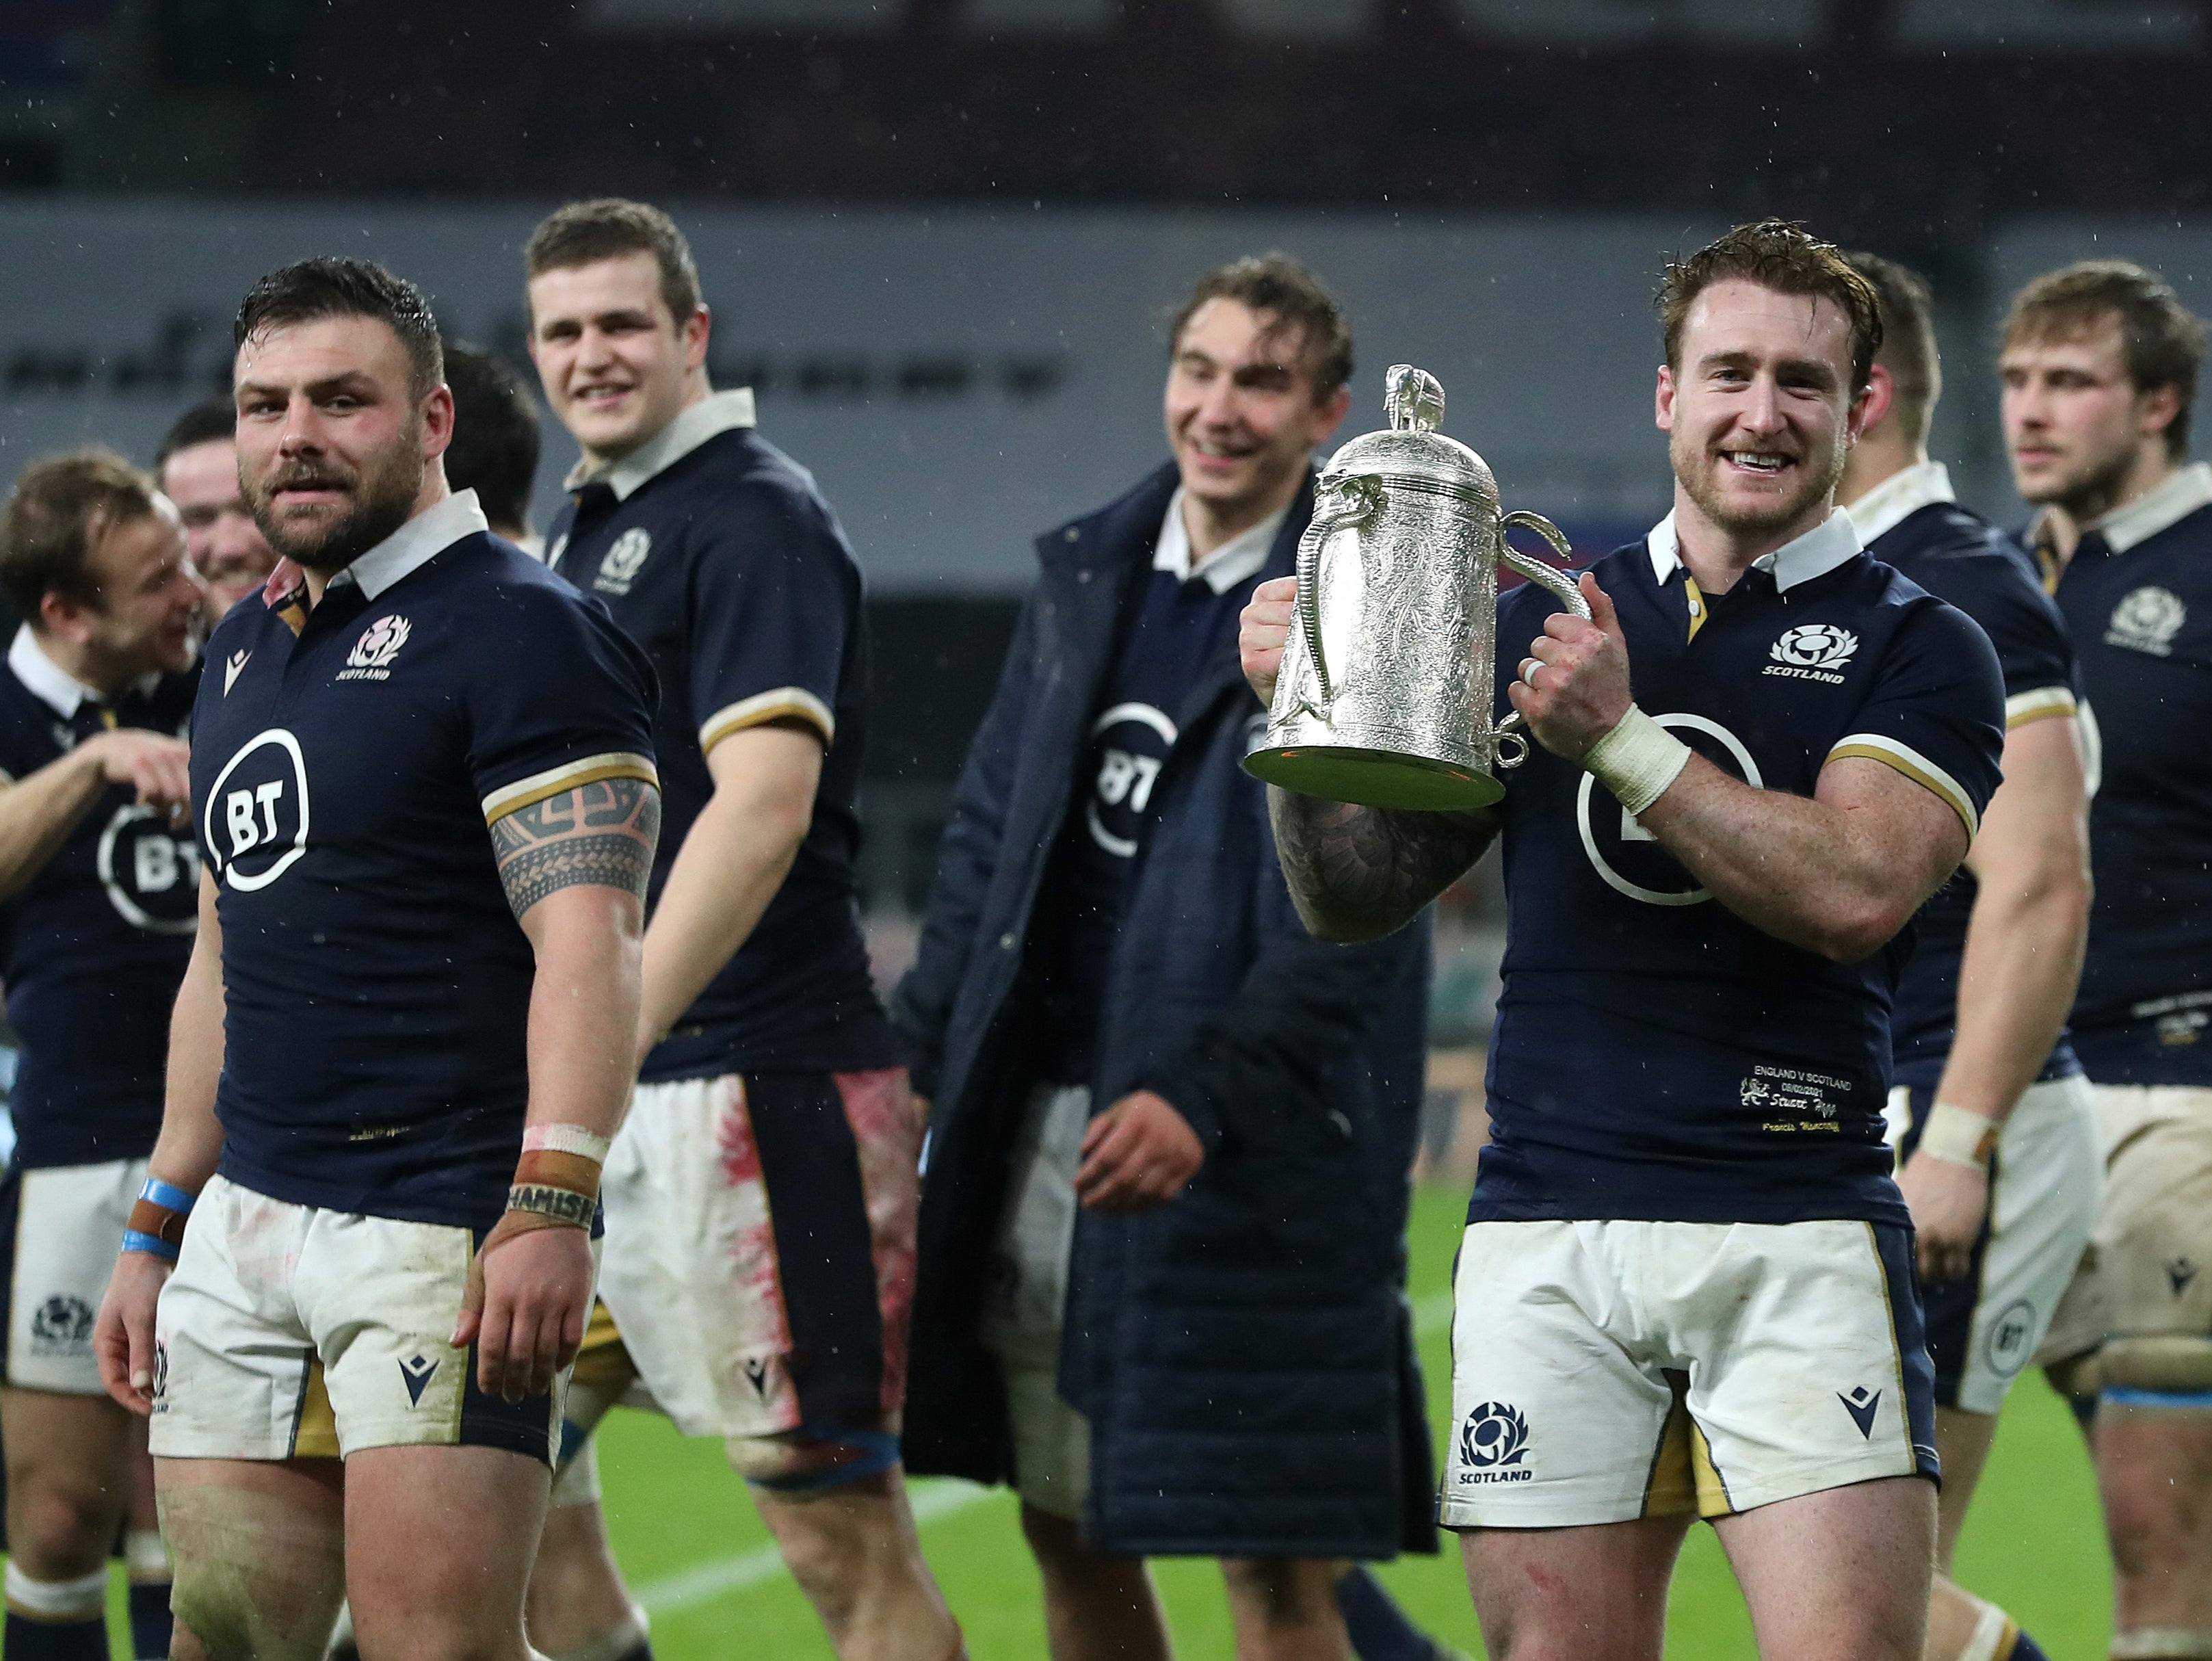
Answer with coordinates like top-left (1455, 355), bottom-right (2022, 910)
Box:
top-left (491, 777), bottom-right (662, 919)
top-left (1268, 788), bottom-right (1497, 941)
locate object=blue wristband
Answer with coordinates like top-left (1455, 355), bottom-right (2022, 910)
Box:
top-left (138, 1177), bottom-right (196, 1215)
top-left (122, 1230), bottom-right (181, 1262)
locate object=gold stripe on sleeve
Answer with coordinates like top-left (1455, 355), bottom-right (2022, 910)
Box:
top-left (480, 751), bottom-right (659, 826)
top-left (1824, 734), bottom-right (1979, 839)
top-left (699, 687), bottom-right (836, 755)
top-left (2003, 685), bottom-right (2077, 730)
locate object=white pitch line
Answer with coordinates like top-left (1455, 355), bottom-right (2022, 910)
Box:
top-left (637, 1287), bottom-right (1459, 1619)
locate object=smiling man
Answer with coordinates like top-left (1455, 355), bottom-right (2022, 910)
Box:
top-left (895, 254), bottom-right (1449, 1661)
top-left (2002, 259), bottom-right (2212, 1661)
top-left (154, 397), bottom-right (280, 625)
top-left (92, 257), bottom-right (661, 1661)
top-left (1241, 221), bottom-right (2007, 1661)
top-left (519, 199), bottom-right (962, 1661)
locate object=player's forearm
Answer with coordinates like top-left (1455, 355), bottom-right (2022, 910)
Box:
top-left (152, 901), bottom-right (228, 1192)
top-left (0, 748), bottom-right (107, 900)
top-left (1635, 755), bottom-right (1949, 963)
top-left (1932, 864), bottom-right (2089, 1124)
top-left (1266, 787), bottom-right (1495, 942)
top-left (635, 786), bottom-right (804, 1061)
top-left (524, 887), bottom-right (646, 1140)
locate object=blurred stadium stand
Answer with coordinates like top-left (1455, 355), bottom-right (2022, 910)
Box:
top-left (4, 0), bottom-right (2209, 1010)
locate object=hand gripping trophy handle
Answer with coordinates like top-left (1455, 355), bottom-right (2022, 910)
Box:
top-left (1492, 510), bottom-right (1593, 770)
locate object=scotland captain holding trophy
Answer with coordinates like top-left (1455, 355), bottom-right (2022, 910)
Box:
top-left (1242, 221), bottom-right (2005, 1659)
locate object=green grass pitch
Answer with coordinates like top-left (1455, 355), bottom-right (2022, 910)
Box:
top-left (81, 1183), bottom-right (2109, 1657)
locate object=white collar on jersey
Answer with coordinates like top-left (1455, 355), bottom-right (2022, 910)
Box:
top-left (563, 389), bottom-right (759, 501)
top-left (329, 489), bottom-right (490, 603)
top-left (2083, 459), bottom-right (2212, 553)
top-left (1646, 505), bottom-right (1862, 594)
top-left (1843, 460), bottom-right (1956, 547)
top-left (1153, 487), bottom-right (1289, 595)
top-left (8, 625), bottom-right (157, 718)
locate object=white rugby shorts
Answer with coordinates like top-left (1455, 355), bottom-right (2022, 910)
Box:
top-left (1442, 1218), bottom-right (1937, 1528)
top-left (150, 1174), bottom-right (577, 1463)
top-left (3, 1156), bottom-right (145, 1394)
top-left (1884, 1074), bottom-right (2102, 1413)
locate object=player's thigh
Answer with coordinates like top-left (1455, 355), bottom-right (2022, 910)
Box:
top-left (344, 1441), bottom-right (551, 1655)
top-left (1, 1385), bottom-right (135, 1558)
top-left (1460, 1514), bottom-right (1690, 1661)
top-left (155, 1454), bottom-right (346, 1661)
top-left (2090, 1087), bottom-right (2212, 1402)
top-left (1713, 1476), bottom-right (1934, 1661)
top-left (1442, 1221), bottom-right (1684, 1530)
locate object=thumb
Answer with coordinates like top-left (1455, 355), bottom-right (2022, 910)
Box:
top-left (1580, 573), bottom-right (1621, 636)
top-left (451, 1248), bottom-right (487, 1348)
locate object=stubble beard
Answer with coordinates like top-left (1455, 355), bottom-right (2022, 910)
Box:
top-left (1673, 427), bottom-right (1846, 540)
top-left (249, 434), bottom-right (424, 575)
top-left (2025, 436), bottom-right (2139, 525)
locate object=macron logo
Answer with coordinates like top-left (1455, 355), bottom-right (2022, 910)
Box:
top-left (224, 651), bottom-right (250, 695)
top-left (398, 1354), bottom-right (439, 1405)
top-left (1838, 1385), bottom-right (1881, 1439)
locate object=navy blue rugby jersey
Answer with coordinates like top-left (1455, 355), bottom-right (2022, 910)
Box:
top-left (192, 491), bottom-right (659, 1229)
top-left (0, 629), bottom-right (198, 1167)
top-left (1031, 493), bottom-right (1280, 1085)
top-left (1473, 510), bottom-right (2005, 1226)
top-left (2047, 463), bottom-right (2212, 1083)
top-left (546, 391), bottom-right (897, 1080)
top-left (1848, 464), bottom-right (2083, 1093)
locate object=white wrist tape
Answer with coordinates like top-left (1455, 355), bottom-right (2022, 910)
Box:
top-left (1583, 706), bottom-right (1692, 816)
top-left (1919, 1101), bottom-right (1997, 1168)
top-left (523, 1123), bottom-right (613, 1163)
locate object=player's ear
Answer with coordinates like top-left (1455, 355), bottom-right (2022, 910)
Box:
top-left (683, 305), bottom-right (711, 373)
top-left (1655, 364), bottom-right (1676, 433)
top-left (37, 588), bottom-right (94, 649)
top-left (2141, 380), bottom-right (2183, 444)
top-left (1852, 363), bottom-right (1893, 443)
top-left (420, 382), bottom-right (456, 461)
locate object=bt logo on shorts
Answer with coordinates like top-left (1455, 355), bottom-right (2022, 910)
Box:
top-left (28, 1293), bottom-right (94, 1355)
top-left (1985, 1298), bottom-right (2037, 1378)
top-left (204, 729), bottom-right (311, 892)
top-left (1457, 1400), bottom-right (1532, 1483)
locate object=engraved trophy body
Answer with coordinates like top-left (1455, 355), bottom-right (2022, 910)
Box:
top-left (1243, 364), bottom-right (1590, 812)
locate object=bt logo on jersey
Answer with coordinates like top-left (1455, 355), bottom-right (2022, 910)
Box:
top-left (203, 729), bottom-right (311, 891)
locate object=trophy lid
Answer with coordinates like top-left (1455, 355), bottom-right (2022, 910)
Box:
top-left (1321, 364), bottom-right (1497, 502)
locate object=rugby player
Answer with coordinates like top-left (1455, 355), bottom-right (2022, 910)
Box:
top-left (893, 254), bottom-right (1459, 1661)
top-left (0, 451), bottom-right (200, 1661)
top-left (521, 198), bottom-right (962, 1661)
top-left (2001, 259), bottom-right (2212, 1661)
top-left (1241, 220), bottom-right (2007, 1661)
top-left (1837, 250), bottom-right (2094, 1661)
top-left (443, 345), bottom-right (544, 554)
top-left (92, 256), bottom-right (662, 1661)
top-left (153, 397), bottom-right (280, 622)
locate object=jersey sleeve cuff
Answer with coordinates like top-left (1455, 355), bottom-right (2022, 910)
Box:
top-left (699, 688), bottom-right (835, 755)
top-left (480, 751), bottom-right (659, 826)
top-left (2003, 685), bottom-right (2077, 729)
top-left (1824, 733), bottom-right (1979, 839)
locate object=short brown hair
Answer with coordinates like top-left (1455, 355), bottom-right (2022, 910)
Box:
top-left (1170, 252), bottom-right (1354, 402)
top-left (1845, 251), bottom-right (1941, 450)
top-left (1659, 220), bottom-right (1884, 393)
top-left (2003, 260), bottom-right (2206, 458)
top-left (526, 198), bottom-right (703, 326)
top-left (0, 449), bottom-right (163, 624)
top-left (236, 257), bottom-right (445, 402)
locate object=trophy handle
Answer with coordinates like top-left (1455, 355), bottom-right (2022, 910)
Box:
top-left (1294, 475), bottom-right (1384, 714)
top-left (1492, 510), bottom-right (1592, 770)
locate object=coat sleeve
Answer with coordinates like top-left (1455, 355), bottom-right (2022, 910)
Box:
top-left (1132, 789), bottom-right (1426, 1153)
top-left (888, 590), bottom-right (1043, 1099)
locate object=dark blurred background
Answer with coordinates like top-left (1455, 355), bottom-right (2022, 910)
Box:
top-left (5, 0), bottom-right (2210, 1072)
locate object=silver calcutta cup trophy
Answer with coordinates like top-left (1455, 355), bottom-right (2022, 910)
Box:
top-left (1243, 363), bottom-right (1592, 812)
